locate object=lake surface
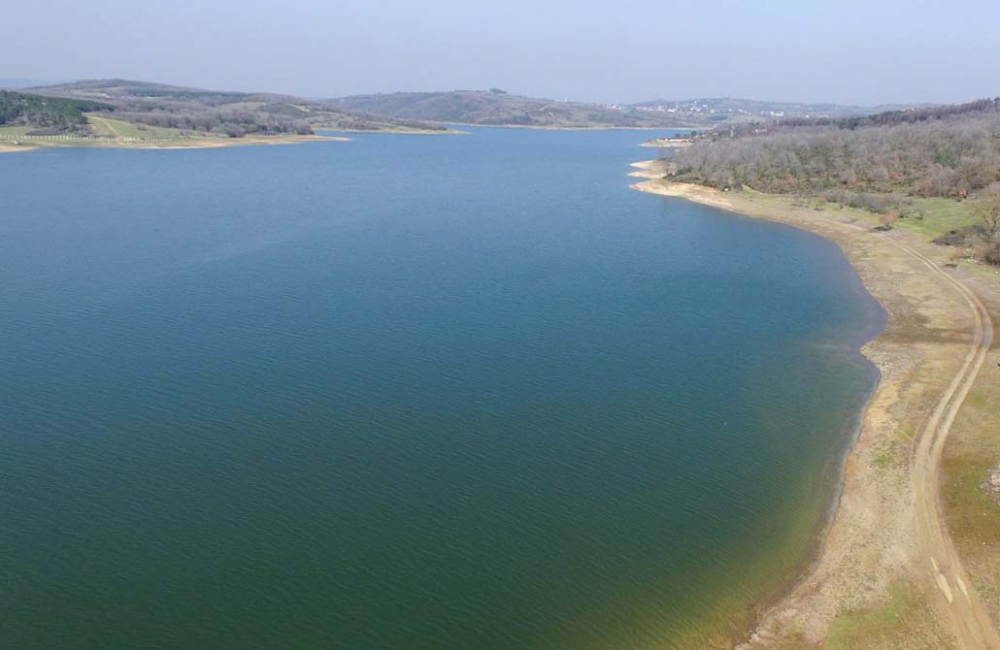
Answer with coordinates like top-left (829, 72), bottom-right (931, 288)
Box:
top-left (0, 129), bottom-right (883, 649)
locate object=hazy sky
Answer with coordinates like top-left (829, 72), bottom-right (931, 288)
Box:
top-left (4, 0), bottom-right (998, 105)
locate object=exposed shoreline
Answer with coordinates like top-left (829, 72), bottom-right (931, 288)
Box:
top-left (629, 160), bottom-right (999, 648)
top-left (0, 133), bottom-right (349, 153)
top-left (639, 137), bottom-right (696, 148)
top-left (0, 143), bottom-right (38, 153)
top-left (445, 122), bottom-right (708, 131)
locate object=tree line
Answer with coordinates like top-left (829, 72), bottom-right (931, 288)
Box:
top-left (667, 100), bottom-right (1000, 265)
top-left (114, 108), bottom-right (313, 137)
top-left (0, 91), bottom-right (111, 132)
top-left (671, 107), bottom-right (1000, 197)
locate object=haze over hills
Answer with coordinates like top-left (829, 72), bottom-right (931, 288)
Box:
top-left (2, 77), bottom-right (923, 132)
top-left (327, 90), bottom-right (690, 128)
top-left (631, 97), bottom-right (921, 122)
top-left (327, 90), bottom-right (906, 129)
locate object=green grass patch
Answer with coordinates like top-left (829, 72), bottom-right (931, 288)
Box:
top-left (778, 191), bottom-right (980, 242)
top-left (85, 114), bottom-right (197, 140)
top-left (896, 422), bottom-right (915, 443)
top-left (942, 456), bottom-right (1000, 550)
top-left (965, 390), bottom-right (993, 410)
top-left (942, 376), bottom-right (1000, 553)
top-left (894, 197), bottom-right (980, 240)
top-left (872, 444), bottom-right (899, 468)
top-left (825, 588), bottom-right (907, 649)
top-left (0, 124), bottom-right (33, 138)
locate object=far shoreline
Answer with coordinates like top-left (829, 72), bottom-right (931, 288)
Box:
top-left (0, 133), bottom-right (349, 154)
top-left (444, 121), bottom-right (709, 132)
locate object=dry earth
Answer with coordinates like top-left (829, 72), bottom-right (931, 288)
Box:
top-left (0, 134), bottom-right (346, 154)
top-left (0, 143), bottom-right (37, 153)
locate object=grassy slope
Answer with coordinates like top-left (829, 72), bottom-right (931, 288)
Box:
top-left (804, 195), bottom-right (981, 242)
top-left (0, 124), bottom-right (32, 137)
top-left (86, 114), bottom-right (195, 139)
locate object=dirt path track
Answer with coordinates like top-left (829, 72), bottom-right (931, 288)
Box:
top-left (886, 235), bottom-right (999, 649)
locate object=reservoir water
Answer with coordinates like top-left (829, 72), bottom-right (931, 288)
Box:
top-left (0, 128), bottom-right (883, 649)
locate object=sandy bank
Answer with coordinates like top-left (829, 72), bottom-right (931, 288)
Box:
top-left (630, 161), bottom-right (1000, 649)
top-left (639, 138), bottom-right (695, 148)
top-left (0, 134), bottom-right (348, 153)
top-left (447, 122), bottom-right (704, 132)
top-left (0, 143), bottom-right (39, 153)
top-left (133, 134), bottom-right (350, 150)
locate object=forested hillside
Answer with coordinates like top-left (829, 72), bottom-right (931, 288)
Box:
top-left (0, 91), bottom-right (111, 132)
top-left (20, 79), bottom-right (446, 137)
top-left (670, 99), bottom-right (1000, 196)
top-left (664, 98), bottom-right (1000, 265)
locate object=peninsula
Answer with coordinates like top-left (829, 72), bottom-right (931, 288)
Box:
top-left (0, 79), bottom-right (452, 152)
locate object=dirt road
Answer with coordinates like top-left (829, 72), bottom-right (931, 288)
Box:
top-left (890, 235), bottom-right (999, 649)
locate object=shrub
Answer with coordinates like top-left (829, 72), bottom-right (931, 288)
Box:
top-left (934, 229), bottom-right (972, 246)
top-left (982, 242), bottom-right (1000, 266)
top-left (933, 224), bottom-right (989, 247)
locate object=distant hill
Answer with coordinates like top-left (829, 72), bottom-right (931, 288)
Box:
top-left (629, 97), bottom-right (914, 122)
top-left (326, 91), bottom-right (904, 129)
top-left (6, 79), bottom-right (927, 135)
top-left (326, 90), bottom-right (701, 128)
top-left (23, 79), bottom-right (448, 135)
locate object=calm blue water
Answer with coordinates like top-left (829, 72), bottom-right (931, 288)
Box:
top-left (0, 129), bottom-right (883, 649)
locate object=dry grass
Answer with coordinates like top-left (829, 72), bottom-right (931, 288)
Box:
top-left (941, 274), bottom-right (1000, 625)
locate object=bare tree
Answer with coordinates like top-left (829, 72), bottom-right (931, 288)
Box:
top-left (877, 211), bottom-right (899, 231)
